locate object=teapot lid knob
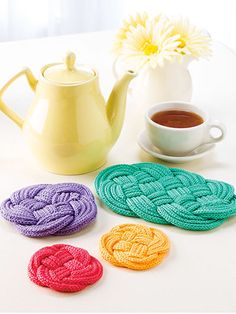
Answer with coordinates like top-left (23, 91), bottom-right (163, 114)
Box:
top-left (43, 51), bottom-right (95, 84)
top-left (65, 51), bottom-right (76, 71)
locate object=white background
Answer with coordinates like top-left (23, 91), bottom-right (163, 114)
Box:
top-left (0, 0), bottom-right (236, 312)
top-left (0, 31), bottom-right (236, 312)
top-left (0, 0), bottom-right (236, 49)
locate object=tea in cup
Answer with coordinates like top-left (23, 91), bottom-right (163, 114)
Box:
top-left (145, 101), bottom-right (226, 156)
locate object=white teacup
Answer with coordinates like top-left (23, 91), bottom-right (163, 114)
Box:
top-left (145, 101), bottom-right (226, 156)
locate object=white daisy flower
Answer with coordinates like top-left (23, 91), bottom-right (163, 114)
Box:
top-left (121, 18), bottom-right (180, 70)
top-left (114, 13), bottom-right (149, 54)
top-left (171, 17), bottom-right (212, 59)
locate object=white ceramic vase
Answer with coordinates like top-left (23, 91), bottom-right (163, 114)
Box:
top-left (114, 57), bottom-right (193, 108)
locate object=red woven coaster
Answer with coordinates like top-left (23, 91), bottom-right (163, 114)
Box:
top-left (28, 244), bottom-right (103, 292)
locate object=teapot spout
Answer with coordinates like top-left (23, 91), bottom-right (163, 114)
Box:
top-left (106, 70), bottom-right (136, 144)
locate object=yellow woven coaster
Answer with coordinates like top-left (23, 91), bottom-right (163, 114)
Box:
top-left (100, 224), bottom-right (170, 270)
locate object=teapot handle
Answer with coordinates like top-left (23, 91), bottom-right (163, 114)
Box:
top-left (0, 67), bottom-right (37, 128)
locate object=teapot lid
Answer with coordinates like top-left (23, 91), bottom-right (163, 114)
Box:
top-left (43, 52), bottom-right (95, 84)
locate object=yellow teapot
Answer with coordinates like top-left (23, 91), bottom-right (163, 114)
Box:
top-left (0, 52), bottom-right (136, 174)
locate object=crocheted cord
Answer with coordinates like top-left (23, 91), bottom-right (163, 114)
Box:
top-left (95, 163), bottom-right (236, 231)
top-left (28, 244), bottom-right (103, 292)
top-left (0, 183), bottom-right (97, 237)
top-left (100, 224), bottom-right (169, 270)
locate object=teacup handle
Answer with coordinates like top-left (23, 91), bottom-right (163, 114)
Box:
top-left (187, 121), bottom-right (226, 156)
top-left (204, 120), bottom-right (226, 144)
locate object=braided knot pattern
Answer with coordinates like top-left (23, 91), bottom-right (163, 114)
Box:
top-left (100, 224), bottom-right (169, 270)
top-left (1, 183), bottom-right (97, 237)
top-left (28, 244), bottom-right (103, 292)
top-left (95, 163), bottom-right (236, 230)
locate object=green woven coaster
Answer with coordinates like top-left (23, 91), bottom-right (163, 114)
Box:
top-left (95, 163), bottom-right (236, 231)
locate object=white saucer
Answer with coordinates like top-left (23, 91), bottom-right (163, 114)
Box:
top-left (137, 130), bottom-right (215, 163)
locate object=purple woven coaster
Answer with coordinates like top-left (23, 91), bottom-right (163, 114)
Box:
top-left (0, 183), bottom-right (97, 237)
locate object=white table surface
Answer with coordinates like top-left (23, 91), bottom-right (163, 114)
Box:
top-left (0, 31), bottom-right (236, 313)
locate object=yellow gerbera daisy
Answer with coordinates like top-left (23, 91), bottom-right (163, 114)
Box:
top-left (171, 17), bottom-right (212, 59)
top-left (113, 13), bottom-right (149, 54)
top-left (121, 18), bottom-right (180, 69)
